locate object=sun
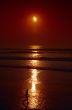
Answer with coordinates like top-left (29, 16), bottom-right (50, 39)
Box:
top-left (33, 16), bottom-right (37, 22)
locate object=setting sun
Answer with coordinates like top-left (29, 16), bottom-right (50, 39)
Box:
top-left (33, 16), bottom-right (37, 22)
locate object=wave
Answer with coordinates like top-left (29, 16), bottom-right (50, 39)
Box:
top-left (0, 56), bottom-right (72, 61)
top-left (0, 49), bottom-right (72, 54)
top-left (0, 65), bottom-right (72, 72)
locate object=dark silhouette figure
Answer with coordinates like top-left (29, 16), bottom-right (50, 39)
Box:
top-left (26, 89), bottom-right (29, 106)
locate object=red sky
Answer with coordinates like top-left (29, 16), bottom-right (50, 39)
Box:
top-left (0, 1), bottom-right (72, 48)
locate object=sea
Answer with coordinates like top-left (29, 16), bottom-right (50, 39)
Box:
top-left (0, 45), bottom-right (72, 110)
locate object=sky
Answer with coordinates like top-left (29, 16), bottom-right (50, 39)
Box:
top-left (0, 1), bottom-right (72, 48)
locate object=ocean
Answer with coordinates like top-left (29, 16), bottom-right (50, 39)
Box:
top-left (0, 45), bottom-right (72, 110)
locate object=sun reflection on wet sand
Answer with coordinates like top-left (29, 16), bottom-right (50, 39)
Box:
top-left (31, 69), bottom-right (38, 93)
top-left (28, 58), bottom-right (39, 109)
top-left (21, 51), bottom-right (40, 109)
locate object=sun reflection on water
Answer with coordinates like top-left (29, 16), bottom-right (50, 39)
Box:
top-left (30, 45), bottom-right (42, 49)
top-left (31, 60), bottom-right (38, 66)
top-left (29, 50), bottom-right (40, 67)
top-left (32, 53), bottom-right (39, 57)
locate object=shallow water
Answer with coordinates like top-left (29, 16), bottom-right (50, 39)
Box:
top-left (0, 46), bottom-right (72, 110)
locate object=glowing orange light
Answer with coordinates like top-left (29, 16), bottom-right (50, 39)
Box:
top-left (33, 16), bottom-right (37, 22)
